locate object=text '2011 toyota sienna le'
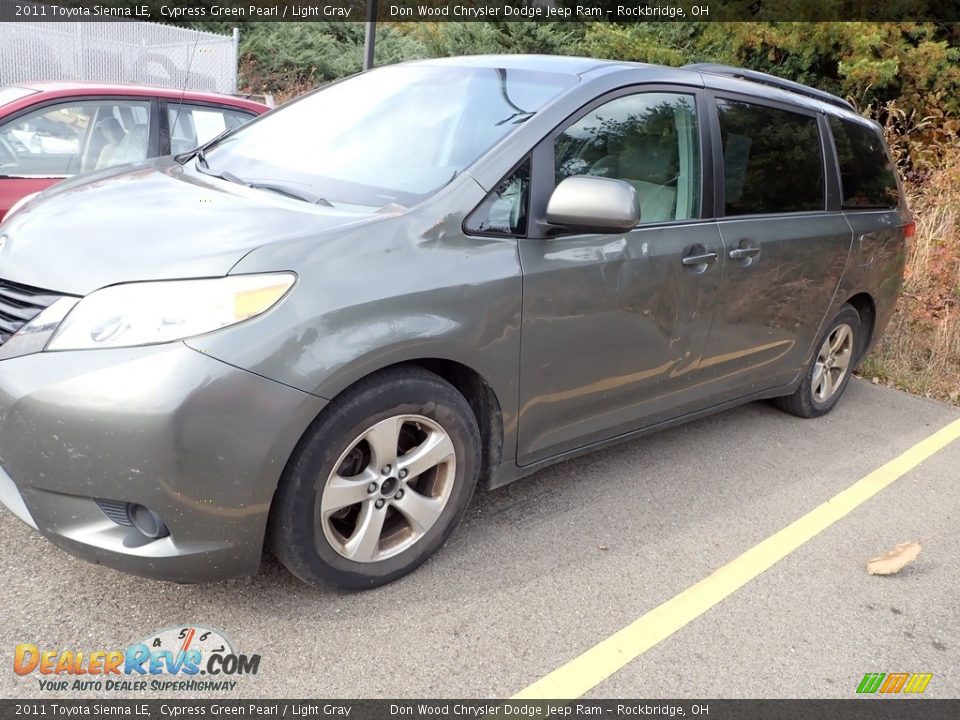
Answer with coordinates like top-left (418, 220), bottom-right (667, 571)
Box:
top-left (0, 57), bottom-right (911, 589)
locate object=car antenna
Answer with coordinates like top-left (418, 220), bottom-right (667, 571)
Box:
top-left (171, 31), bottom-right (203, 154)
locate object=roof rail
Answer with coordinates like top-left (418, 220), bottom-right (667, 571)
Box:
top-left (683, 63), bottom-right (854, 112)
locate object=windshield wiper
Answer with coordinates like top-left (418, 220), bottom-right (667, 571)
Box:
top-left (195, 156), bottom-right (248, 187)
top-left (194, 159), bottom-right (332, 206)
top-left (246, 181), bottom-right (333, 207)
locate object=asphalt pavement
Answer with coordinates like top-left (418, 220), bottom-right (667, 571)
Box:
top-left (1, 378), bottom-right (958, 700)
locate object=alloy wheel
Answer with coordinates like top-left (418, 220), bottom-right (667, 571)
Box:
top-left (317, 414), bottom-right (456, 563)
top-left (811, 323), bottom-right (854, 403)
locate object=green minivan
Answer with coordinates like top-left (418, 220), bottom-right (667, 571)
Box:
top-left (0, 57), bottom-right (910, 589)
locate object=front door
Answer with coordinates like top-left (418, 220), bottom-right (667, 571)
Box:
top-left (516, 88), bottom-right (726, 465)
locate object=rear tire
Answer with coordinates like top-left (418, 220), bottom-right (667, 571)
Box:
top-left (774, 304), bottom-right (862, 418)
top-left (269, 366), bottom-right (481, 590)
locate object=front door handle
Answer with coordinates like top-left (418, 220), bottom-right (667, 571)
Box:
top-left (681, 252), bottom-right (718, 266)
top-left (729, 246), bottom-right (761, 260)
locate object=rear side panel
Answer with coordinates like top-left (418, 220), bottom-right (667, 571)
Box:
top-left (822, 112), bottom-right (909, 356)
top-left (835, 210), bottom-right (908, 352)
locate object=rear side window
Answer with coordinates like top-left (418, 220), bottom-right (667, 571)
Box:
top-left (716, 99), bottom-right (824, 216)
top-left (829, 117), bottom-right (900, 209)
top-left (168, 104), bottom-right (254, 155)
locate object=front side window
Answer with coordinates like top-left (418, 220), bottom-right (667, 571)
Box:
top-left (829, 116), bottom-right (900, 209)
top-left (168, 104), bottom-right (253, 155)
top-left (554, 92), bottom-right (700, 225)
top-left (0, 99), bottom-right (151, 177)
top-left (716, 99), bottom-right (824, 216)
top-left (202, 66), bottom-right (576, 209)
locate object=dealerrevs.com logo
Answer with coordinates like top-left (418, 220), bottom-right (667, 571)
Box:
top-left (13, 626), bottom-right (260, 693)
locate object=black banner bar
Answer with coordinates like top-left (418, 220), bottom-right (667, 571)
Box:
top-left (1, 0), bottom-right (960, 23)
top-left (1, 700), bottom-right (959, 720)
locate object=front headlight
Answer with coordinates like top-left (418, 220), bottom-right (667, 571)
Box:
top-left (46, 273), bottom-right (296, 351)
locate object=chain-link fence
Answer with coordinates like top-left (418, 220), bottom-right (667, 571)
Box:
top-left (0, 7), bottom-right (238, 94)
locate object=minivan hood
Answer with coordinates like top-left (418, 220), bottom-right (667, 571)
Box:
top-left (0, 157), bottom-right (380, 296)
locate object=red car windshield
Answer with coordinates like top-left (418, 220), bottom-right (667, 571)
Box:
top-left (0, 87), bottom-right (37, 108)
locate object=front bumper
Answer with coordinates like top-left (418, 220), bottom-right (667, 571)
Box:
top-left (0, 343), bottom-right (326, 582)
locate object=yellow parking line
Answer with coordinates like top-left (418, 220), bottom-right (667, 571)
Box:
top-left (514, 416), bottom-right (960, 700)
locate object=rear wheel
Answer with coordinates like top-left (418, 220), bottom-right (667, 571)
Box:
top-left (774, 304), bottom-right (862, 418)
top-left (269, 366), bottom-right (481, 590)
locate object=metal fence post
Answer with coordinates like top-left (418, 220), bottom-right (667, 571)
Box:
top-left (232, 27), bottom-right (240, 93)
top-left (363, 1), bottom-right (377, 71)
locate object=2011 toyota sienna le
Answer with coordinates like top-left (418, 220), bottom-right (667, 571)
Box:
top-left (0, 56), bottom-right (910, 590)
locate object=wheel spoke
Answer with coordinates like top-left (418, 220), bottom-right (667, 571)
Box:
top-left (830, 325), bottom-right (850, 354)
top-left (817, 340), bottom-right (831, 364)
top-left (833, 347), bottom-right (852, 373)
top-left (342, 501), bottom-right (387, 562)
top-left (322, 468), bottom-right (377, 515)
top-left (821, 367), bottom-right (835, 399)
top-left (397, 430), bottom-right (454, 481)
top-left (393, 490), bottom-right (445, 534)
top-left (363, 416), bottom-right (402, 470)
top-left (811, 363), bottom-right (825, 397)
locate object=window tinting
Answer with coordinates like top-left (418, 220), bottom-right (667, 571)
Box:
top-left (465, 161), bottom-right (529, 236)
top-left (829, 117), bottom-right (899, 209)
top-left (717, 99), bottom-right (824, 216)
top-left (554, 93), bottom-right (700, 224)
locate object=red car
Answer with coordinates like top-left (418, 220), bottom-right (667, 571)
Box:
top-left (0, 82), bottom-right (269, 221)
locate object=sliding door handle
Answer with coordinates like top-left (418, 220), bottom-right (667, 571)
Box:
top-left (729, 246), bottom-right (761, 260)
top-left (682, 252), bottom-right (718, 266)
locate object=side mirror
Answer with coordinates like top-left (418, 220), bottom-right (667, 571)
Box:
top-left (545, 176), bottom-right (640, 233)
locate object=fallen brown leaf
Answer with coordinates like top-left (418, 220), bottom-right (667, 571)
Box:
top-left (867, 541), bottom-right (922, 575)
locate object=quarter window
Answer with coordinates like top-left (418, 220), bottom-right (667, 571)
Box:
top-left (465, 161), bottom-right (530, 236)
top-left (554, 92), bottom-right (700, 224)
top-left (716, 99), bottom-right (824, 215)
top-left (829, 117), bottom-right (900, 209)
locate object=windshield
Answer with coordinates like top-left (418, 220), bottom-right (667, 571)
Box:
top-left (201, 65), bottom-right (577, 208)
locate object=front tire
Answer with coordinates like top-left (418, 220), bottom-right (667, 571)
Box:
top-left (774, 304), bottom-right (862, 418)
top-left (269, 367), bottom-right (481, 590)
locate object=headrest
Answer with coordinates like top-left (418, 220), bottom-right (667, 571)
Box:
top-left (99, 117), bottom-right (125, 144)
top-left (123, 124), bottom-right (148, 143)
top-left (619, 136), bottom-right (677, 185)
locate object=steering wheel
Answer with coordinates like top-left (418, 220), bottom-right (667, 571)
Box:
top-left (0, 136), bottom-right (19, 170)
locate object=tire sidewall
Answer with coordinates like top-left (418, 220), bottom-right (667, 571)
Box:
top-left (271, 372), bottom-right (480, 590)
